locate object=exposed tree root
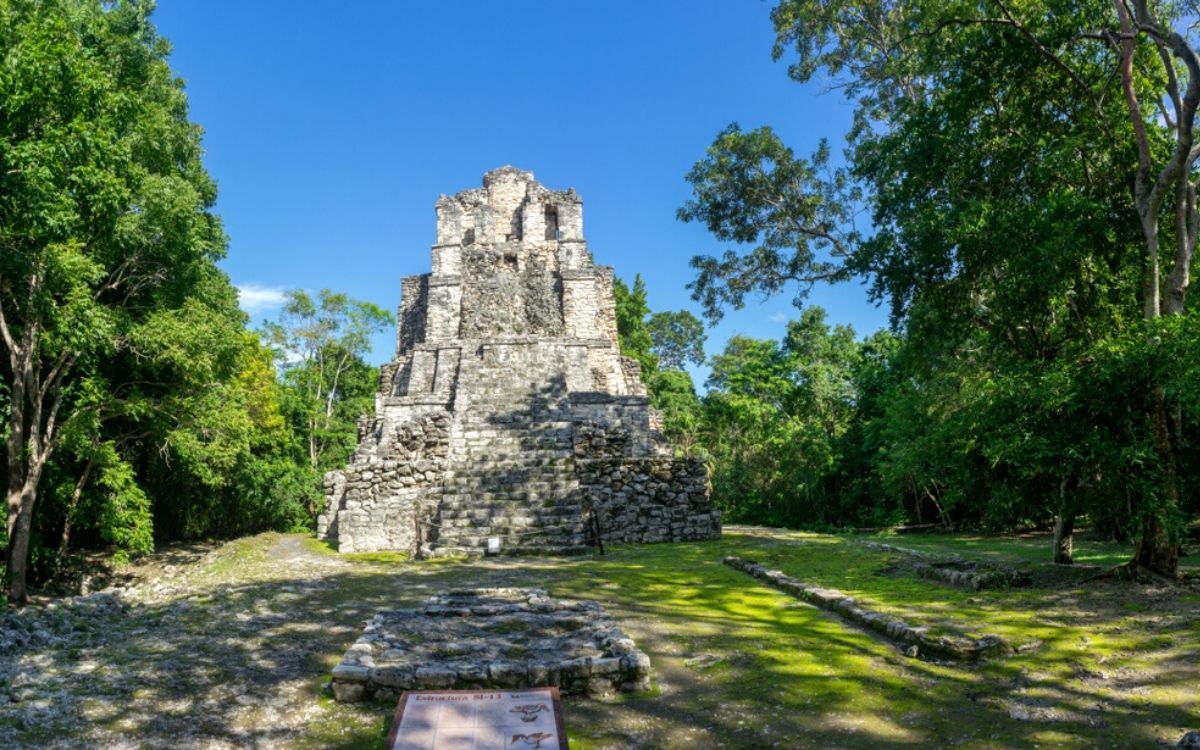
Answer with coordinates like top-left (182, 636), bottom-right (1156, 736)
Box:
top-left (1081, 562), bottom-right (1177, 586)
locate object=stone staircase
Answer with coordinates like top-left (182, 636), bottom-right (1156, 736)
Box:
top-left (428, 410), bottom-right (588, 557)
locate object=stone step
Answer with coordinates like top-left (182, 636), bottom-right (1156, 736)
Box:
top-left (434, 507), bottom-right (584, 523)
top-left (434, 522), bottom-right (586, 538)
top-left (427, 544), bottom-right (592, 559)
top-left (446, 472), bottom-right (572, 483)
top-left (436, 520), bottom-right (580, 533)
top-left (453, 448), bottom-right (573, 458)
top-left (443, 459), bottom-right (576, 468)
top-left (440, 477), bottom-right (579, 490)
top-left (452, 443), bottom-right (571, 451)
top-left (437, 498), bottom-right (581, 511)
top-left (440, 494), bottom-right (582, 505)
top-left (441, 479), bottom-right (578, 488)
top-left (452, 432), bottom-right (572, 440)
top-left (437, 508), bottom-right (582, 520)
top-left (436, 497), bottom-right (582, 510)
top-left (434, 520), bottom-right (588, 537)
top-left (437, 503), bottom-right (582, 516)
top-left (432, 531), bottom-right (588, 549)
top-left (451, 420), bottom-right (574, 430)
top-left (440, 481), bottom-right (579, 495)
top-left (437, 502), bottom-right (582, 514)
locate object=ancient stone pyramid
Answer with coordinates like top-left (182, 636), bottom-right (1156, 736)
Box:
top-left (317, 167), bottom-right (721, 555)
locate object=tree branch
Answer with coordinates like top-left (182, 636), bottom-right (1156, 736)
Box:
top-left (994, 0), bottom-right (1109, 124)
top-left (1109, 6), bottom-right (1153, 204)
top-left (1156, 45), bottom-right (1183, 123)
top-left (0, 298), bottom-right (17, 372)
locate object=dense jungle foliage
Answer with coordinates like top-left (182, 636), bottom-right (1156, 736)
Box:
top-left (616, 281), bottom-right (1200, 547)
top-left (669, 0), bottom-right (1200, 575)
top-left (0, 0), bottom-right (389, 600)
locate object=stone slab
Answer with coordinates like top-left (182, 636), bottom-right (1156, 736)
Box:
top-left (331, 588), bottom-right (651, 702)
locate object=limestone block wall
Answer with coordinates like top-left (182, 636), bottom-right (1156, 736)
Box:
top-left (318, 412), bottom-right (451, 553)
top-left (395, 275), bottom-right (428, 359)
top-left (458, 248), bottom-right (564, 338)
top-left (573, 423), bottom-right (721, 544)
top-left (579, 456), bottom-right (719, 544)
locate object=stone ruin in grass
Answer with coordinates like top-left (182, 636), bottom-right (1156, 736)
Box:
top-left (317, 166), bottom-right (721, 556)
top-left (330, 588), bottom-right (651, 702)
top-left (862, 542), bottom-right (1033, 590)
top-left (723, 556), bottom-right (1015, 661)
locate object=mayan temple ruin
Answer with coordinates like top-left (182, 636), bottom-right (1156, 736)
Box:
top-left (316, 167), bottom-right (721, 555)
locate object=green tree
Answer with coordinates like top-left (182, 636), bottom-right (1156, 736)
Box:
top-left (611, 276), bottom-right (709, 450)
top-left (678, 126), bottom-right (860, 323)
top-left (263, 289), bottom-right (391, 475)
top-left (702, 308), bottom-right (863, 527)
top-left (681, 0), bottom-right (1199, 576)
top-left (648, 369), bottom-right (703, 451)
top-left (1, 0), bottom-right (228, 601)
top-left (647, 310), bottom-right (706, 371)
top-left (612, 275), bottom-right (657, 376)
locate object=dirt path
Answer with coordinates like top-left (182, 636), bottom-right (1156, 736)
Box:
top-left (0, 534), bottom-right (674, 749)
top-left (0, 534), bottom-right (388, 748)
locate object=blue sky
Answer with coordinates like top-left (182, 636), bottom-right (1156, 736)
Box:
top-left (151, 0), bottom-right (889, 379)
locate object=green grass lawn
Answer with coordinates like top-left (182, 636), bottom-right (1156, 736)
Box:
top-left (838, 528), bottom-right (1157, 568)
top-left (300, 529), bottom-right (1199, 749)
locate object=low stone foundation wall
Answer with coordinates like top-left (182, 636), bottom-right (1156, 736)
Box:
top-left (330, 588), bottom-right (651, 702)
top-left (862, 542), bottom-right (1032, 590)
top-left (723, 556), bottom-right (1012, 662)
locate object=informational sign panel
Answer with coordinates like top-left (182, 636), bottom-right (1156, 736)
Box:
top-left (386, 688), bottom-right (569, 750)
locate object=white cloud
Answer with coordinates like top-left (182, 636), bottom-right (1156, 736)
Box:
top-left (236, 283), bottom-right (288, 315)
top-left (768, 311), bottom-right (789, 323)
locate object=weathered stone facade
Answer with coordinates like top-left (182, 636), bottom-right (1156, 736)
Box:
top-left (318, 167), bottom-right (721, 555)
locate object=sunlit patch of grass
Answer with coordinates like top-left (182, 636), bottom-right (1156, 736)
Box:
top-left (340, 550), bottom-right (411, 564)
top-left (201, 534), bottom-right (274, 579)
top-left (840, 528), bottom-right (1160, 569)
top-left (301, 536), bottom-right (339, 556)
top-left (487, 530), bottom-right (1198, 748)
top-left (293, 704), bottom-right (388, 750)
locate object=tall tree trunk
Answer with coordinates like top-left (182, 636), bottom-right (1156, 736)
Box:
top-left (1053, 475), bottom-right (1076, 565)
top-left (57, 457), bottom-right (95, 561)
top-left (1053, 514), bottom-right (1074, 565)
top-left (4, 342), bottom-right (30, 602)
top-left (5, 450), bottom-right (23, 559)
top-left (1133, 514), bottom-right (1178, 575)
top-left (1132, 385), bottom-right (1182, 577)
top-left (1112, 0), bottom-right (1197, 580)
top-left (6, 481), bottom-right (38, 603)
top-left (2, 302), bottom-right (70, 602)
